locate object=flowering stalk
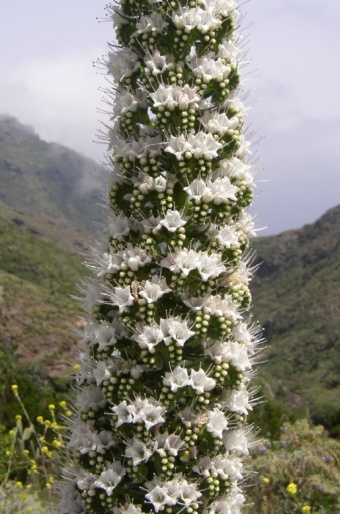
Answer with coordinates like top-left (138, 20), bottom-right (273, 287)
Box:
top-left (60, 1), bottom-right (262, 512)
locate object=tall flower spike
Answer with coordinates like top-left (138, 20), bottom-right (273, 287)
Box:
top-left (60, 1), bottom-right (262, 513)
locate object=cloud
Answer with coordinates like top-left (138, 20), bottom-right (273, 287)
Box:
top-left (251, 114), bottom-right (340, 234)
top-left (0, 49), bottom-right (110, 162)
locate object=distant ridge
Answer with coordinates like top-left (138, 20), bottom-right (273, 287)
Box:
top-left (0, 115), bottom-right (103, 236)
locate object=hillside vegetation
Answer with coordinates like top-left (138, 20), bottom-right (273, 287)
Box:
top-left (251, 205), bottom-right (340, 435)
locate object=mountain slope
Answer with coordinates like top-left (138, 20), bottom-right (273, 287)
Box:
top-left (0, 210), bottom-right (87, 376)
top-left (251, 205), bottom-right (340, 432)
top-left (0, 115), bottom-right (103, 235)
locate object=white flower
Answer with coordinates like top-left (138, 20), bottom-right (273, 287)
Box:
top-left (111, 400), bottom-right (136, 427)
top-left (206, 408), bottom-right (229, 439)
top-left (223, 428), bottom-right (250, 455)
top-left (199, 111), bottom-right (239, 134)
top-left (94, 462), bottom-right (125, 496)
top-left (92, 321), bottom-right (121, 351)
top-left (76, 470), bottom-right (96, 492)
top-left (68, 423), bottom-right (98, 454)
top-left (155, 432), bottom-right (185, 457)
top-left (187, 132), bottom-right (222, 159)
top-left (136, 13), bottom-right (168, 34)
top-left (203, 0), bottom-right (237, 17)
top-left (212, 454), bottom-right (243, 481)
top-left (139, 276), bottom-right (170, 303)
top-left (187, 53), bottom-right (231, 83)
top-left (76, 387), bottom-right (106, 412)
top-left (193, 455), bottom-right (213, 478)
top-left (197, 252), bottom-right (226, 281)
top-left (207, 487), bottom-right (245, 514)
top-left (125, 438), bottom-right (153, 466)
top-left (124, 246), bottom-right (151, 271)
top-left (225, 385), bottom-right (252, 415)
top-left (140, 215), bottom-right (161, 233)
top-left (234, 260), bottom-right (252, 284)
top-left (134, 324), bottom-right (164, 353)
top-left (120, 134), bottom-right (163, 160)
top-left (163, 366), bottom-right (190, 392)
top-left (115, 90), bottom-right (148, 116)
top-left (107, 48), bottom-right (139, 81)
top-left (205, 177), bottom-right (239, 205)
top-left (183, 295), bottom-right (209, 312)
top-left (176, 478), bottom-right (202, 506)
top-left (160, 209), bottom-right (187, 232)
top-left (138, 405), bottom-right (166, 430)
top-left (190, 369), bottom-right (216, 394)
top-left (184, 178), bottom-right (210, 201)
top-left (236, 135), bottom-right (251, 159)
top-left (160, 248), bottom-right (197, 276)
top-left (68, 424), bottom-right (115, 455)
top-left (236, 211), bottom-right (257, 237)
top-left (178, 407), bottom-right (199, 428)
top-left (217, 38), bottom-right (239, 62)
top-left (93, 361), bottom-right (111, 386)
top-left (145, 484), bottom-right (176, 512)
top-left (97, 252), bottom-right (124, 277)
top-left (160, 317), bottom-right (195, 346)
top-left (172, 6), bottom-right (222, 33)
top-left (221, 92), bottom-right (246, 114)
top-left (108, 285), bottom-right (134, 311)
top-left (107, 213), bottom-right (131, 239)
top-left (215, 224), bottom-right (240, 248)
top-left (151, 84), bottom-right (202, 111)
top-left (165, 132), bottom-right (221, 159)
top-left (135, 399), bottom-right (166, 430)
top-left (164, 133), bottom-right (188, 158)
top-left (145, 50), bottom-right (170, 75)
top-left (231, 322), bottom-right (253, 347)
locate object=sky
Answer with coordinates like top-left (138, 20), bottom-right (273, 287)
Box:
top-left (0, 0), bottom-right (339, 235)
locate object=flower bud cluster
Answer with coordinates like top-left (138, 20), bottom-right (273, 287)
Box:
top-left (60, 1), bottom-right (262, 513)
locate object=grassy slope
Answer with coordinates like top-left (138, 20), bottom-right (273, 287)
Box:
top-left (0, 210), bottom-right (87, 376)
top-left (251, 205), bottom-right (340, 426)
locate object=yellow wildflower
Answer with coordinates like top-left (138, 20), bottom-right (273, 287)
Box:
top-left (301, 507), bottom-right (311, 514)
top-left (48, 404), bottom-right (55, 411)
top-left (287, 482), bottom-right (297, 496)
top-left (263, 477), bottom-right (270, 484)
top-left (37, 416), bottom-right (44, 424)
top-left (15, 414), bottom-right (22, 421)
top-left (60, 400), bottom-right (67, 408)
top-left (15, 481), bottom-right (23, 488)
top-left (11, 384), bottom-right (19, 395)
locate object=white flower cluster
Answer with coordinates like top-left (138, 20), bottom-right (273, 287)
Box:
top-left (61, 1), bottom-right (262, 513)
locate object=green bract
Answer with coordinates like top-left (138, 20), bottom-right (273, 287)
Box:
top-left (59, 1), bottom-right (262, 513)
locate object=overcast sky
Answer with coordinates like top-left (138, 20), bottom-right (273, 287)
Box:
top-left (1, 0), bottom-right (339, 235)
